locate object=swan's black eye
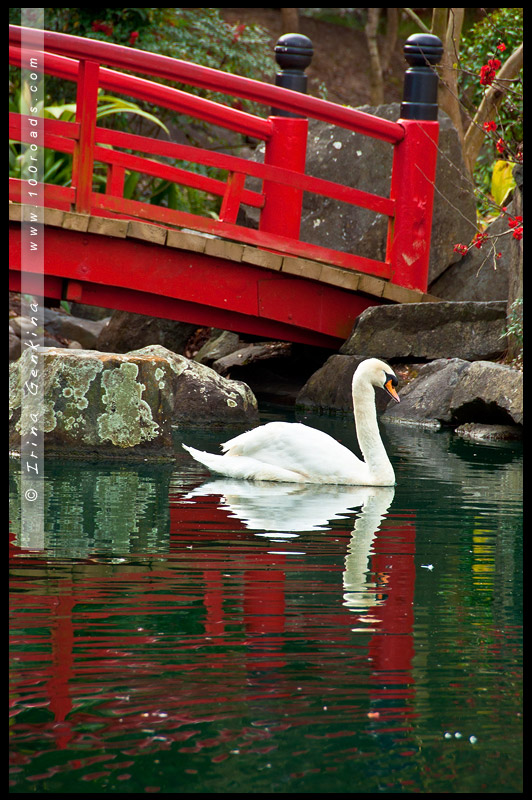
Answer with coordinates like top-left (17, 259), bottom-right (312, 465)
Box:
top-left (385, 372), bottom-right (398, 388)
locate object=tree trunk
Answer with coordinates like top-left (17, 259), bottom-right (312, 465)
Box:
top-left (381, 8), bottom-right (398, 74)
top-left (438, 9), bottom-right (465, 144)
top-left (281, 8), bottom-right (299, 33)
top-left (365, 8), bottom-right (384, 105)
top-left (430, 8), bottom-right (448, 41)
top-left (463, 43), bottom-right (523, 175)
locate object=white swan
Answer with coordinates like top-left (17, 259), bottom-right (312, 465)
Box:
top-left (182, 357), bottom-right (400, 486)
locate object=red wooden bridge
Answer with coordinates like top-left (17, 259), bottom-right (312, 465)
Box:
top-left (9, 25), bottom-right (443, 348)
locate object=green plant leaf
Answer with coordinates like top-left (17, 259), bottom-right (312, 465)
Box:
top-left (43, 103), bottom-right (77, 120)
top-left (124, 170), bottom-right (140, 199)
top-left (94, 106), bottom-right (170, 134)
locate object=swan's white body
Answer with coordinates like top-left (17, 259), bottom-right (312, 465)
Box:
top-left (183, 358), bottom-right (400, 486)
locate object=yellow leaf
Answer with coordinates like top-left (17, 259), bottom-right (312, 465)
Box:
top-left (491, 160), bottom-right (517, 206)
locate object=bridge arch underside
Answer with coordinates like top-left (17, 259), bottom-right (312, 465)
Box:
top-left (9, 223), bottom-right (382, 349)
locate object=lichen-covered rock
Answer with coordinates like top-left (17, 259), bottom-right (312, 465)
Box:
top-left (128, 345), bottom-right (259, 425)
top-left (9, 346), bottom-right (175, 460)
top-left (9, 345), bottom-right (259, 460)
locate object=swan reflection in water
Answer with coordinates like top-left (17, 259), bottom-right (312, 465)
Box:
top-left (184, 479), bottom-right (395, 615)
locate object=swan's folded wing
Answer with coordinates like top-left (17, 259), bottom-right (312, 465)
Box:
top-left (221, 421), bottom-right (362, 481)
top-left (183, 444), bottom-right (307, 482)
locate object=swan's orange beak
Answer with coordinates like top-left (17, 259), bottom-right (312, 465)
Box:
top-left (384, 378), bottom-right (400, 403)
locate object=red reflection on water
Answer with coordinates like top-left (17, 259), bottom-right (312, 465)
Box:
top-left (172, 489), bottom-right (289, 668)
top-left (10, 491), bottom-right (418, 776)
top-left (369, 520), bottom-right (416, 675)
top-left (47, 594), bottom-right (75, 748)
top-left (356, 518), bottom-right (418, 730)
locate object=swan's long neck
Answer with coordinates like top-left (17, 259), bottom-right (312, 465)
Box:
top-left (352, 376), bottom-right (394, 483)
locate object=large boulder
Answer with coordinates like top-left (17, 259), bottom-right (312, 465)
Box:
top-left (383, 358), bottom-right (522, 429)
top-left (10, 346), bottom-right (175, 460)
top-left (296, 354), bottom-right (394, 414)
top-left (9, 307), bottom-right (110, 359)
top-left (296, 356), bottom-right (522, 433)
top-left (430, 163), bottom-right (523, 302)
top-left (429, 205), bottom-right (512, 301)
top-left (194, 330), bottom-right (329, 404)
top-left (128, 345), bottom-right (259, 426)
top-left (96, 309), bottom-right (197, 355)
top-left (41, 308), bottom-right (109, 349)
top-left (9, 345), bottom-right (258, 460)
top-left (382, 358), bottom-right (471, 427)
top-left (241, 104), bottom-right (476, 286)
top-left (449, 359), bottom-right (523, 426)
top-left (340, 301), bottom-right (508, 362)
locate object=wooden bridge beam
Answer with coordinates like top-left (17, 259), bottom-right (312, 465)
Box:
top-left (9, 209), bottom-right (438, 348)
top-left (8, 222), bottom-right (368, 348)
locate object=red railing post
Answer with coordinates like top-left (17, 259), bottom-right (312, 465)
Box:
top-left (260, 117), bottom-right (308, 238)
top-left (387, 34), bottom-right (443, 292)
top-left (219, 171), bottom-right (246, 224)
top-left (72, 59), bottom-right (99, 214)
top-left (105, 163), bottom-right (125, 197)
top-left (259, 35), bottom-right (312, 240)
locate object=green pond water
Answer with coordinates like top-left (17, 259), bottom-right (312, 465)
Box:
top-left (9, 409), bottom-right (523, 793)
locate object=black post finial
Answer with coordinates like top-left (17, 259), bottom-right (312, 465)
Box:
top-left (401, 33), bottom-right (443, 120)
top-left (272, 33), bottom-right (313, 117)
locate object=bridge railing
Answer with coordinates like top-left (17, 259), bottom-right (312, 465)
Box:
top-left (9, 24), bottom-right (443, 292)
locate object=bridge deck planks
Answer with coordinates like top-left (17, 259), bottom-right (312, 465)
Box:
top-left (9, 203), bottom-right (440, 305)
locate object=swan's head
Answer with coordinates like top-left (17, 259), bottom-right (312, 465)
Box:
top-left (354, 358), bottom-right (400, 403)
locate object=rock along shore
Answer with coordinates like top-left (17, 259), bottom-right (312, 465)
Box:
top-left (9, 344), bottom-right (258, 461)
